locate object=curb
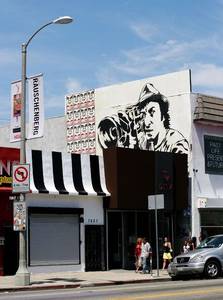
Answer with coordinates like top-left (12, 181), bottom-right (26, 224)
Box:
top-left (93, 278), bottom-right (170, 286)
top-left (0, 276), bottom-right (170, 293)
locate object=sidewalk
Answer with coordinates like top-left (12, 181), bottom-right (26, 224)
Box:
top-left (0, 269), bottom-right (170, 292)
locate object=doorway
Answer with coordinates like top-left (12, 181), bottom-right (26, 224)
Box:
top-left (107, 210), bottom-right (175, 270)
top-left (107, 211), bottom-right (151, 270)
top-left (85, 225), bottom-right (105, 271)
top-left (3, 226), bottom-right (19, 275)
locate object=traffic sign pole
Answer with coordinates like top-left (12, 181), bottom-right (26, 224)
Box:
top-left (12, 164), bottom-right (30, 286)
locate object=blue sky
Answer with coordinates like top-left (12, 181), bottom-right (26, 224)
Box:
top-left (1, 0), bottom-right (223, 125)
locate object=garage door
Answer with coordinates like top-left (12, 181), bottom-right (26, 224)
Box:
top-left (29, 213), bottom-right (80, 266)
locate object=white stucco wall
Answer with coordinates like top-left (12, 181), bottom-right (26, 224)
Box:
top-left (191, 93), bottom-right (223, 238)
top-left (0, 116), bottom-right (67, 152)
top-left (26, 193), bottom-right (104, 225)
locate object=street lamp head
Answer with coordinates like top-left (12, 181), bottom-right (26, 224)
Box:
top-left (53, 16), bottom-right (73, 24)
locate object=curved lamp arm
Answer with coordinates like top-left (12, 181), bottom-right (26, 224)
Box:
top-left (25, 21), bottom-right (53, 49)
top-left (20, 16), bottom-right (73, 163)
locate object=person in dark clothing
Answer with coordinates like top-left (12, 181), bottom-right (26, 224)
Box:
top-left (162, 237), bottom-right (172, 270)
top-left (191, 236), bottom-right (197, 248)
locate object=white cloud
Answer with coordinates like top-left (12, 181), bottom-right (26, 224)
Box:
top-left (96, 34), bottom-right (223, 88)
top-left (197, 88), bottom-right (223, 98)
top-left (119, 38), bottom-right (212, 73)
top-left (65, 78), bottom-right (87, 94)
top-left (45, 93), bottom-right (65, 111)
top-left (129, 22), bottom-right (158, 41)
top-left (96, 65), bottom-right (124, 87)
top-left (0, 102), bottom-right (10, 126)
top-left (0, 49), bottom-right (18, 65)
top-left (192, 64), bottom-right (223, 87)
top-left (103, 40), bottom-right (189, 78)
top-left (43, 78), bottom-right (89, 118)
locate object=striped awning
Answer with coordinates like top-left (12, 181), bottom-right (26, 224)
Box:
top-left (26, 149), bottom-right (110, 196)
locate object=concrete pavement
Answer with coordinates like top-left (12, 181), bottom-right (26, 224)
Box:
top-left (0, 269), bottom-right (170, 292)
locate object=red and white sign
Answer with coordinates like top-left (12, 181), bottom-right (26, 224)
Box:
top-left (12, 164), bottom-right (30, 193)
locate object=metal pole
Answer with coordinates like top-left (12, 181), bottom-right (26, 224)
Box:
top-left (121, 212), bottom-right (125, 269)
top-left (14, 16), bottom-right (73, 287)
top-left (21, 43), bottom-right (27, 165)
top-left (15, 43), bottom-right (30, 286)
top-left (154, 151), bottom-right (159, 277)
top-left (155, 195), bottom-right (159, 277)
top-left (105, 210), bottom-right (109, 270)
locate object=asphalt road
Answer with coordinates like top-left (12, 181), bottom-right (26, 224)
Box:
top-left (1, 278), bottom-right (223, 299)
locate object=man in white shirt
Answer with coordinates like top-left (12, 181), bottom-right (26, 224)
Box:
top-left (141, 237), bottom-right (152, 274)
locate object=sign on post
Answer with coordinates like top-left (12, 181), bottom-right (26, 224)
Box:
top-left (148, 194), bottom-right (164, 278)
top-left (148, 194), bottom-right (164, 210)
top-left (12, 164), bottom-right (30, 193)
top-left (13, 201), bottom-right (26, 231)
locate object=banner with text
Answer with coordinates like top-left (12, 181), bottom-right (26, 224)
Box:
top-left (10, 80), bottom-right (22, 142)
top-left (27, 74), bottom-right (44, 139)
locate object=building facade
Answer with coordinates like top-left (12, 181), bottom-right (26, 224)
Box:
top-left (0, 69), bottom-right (223, 273)
top-left (192, 93), bottom-right (223, 240)
top-left (0, 147), bottom-right (19, 275)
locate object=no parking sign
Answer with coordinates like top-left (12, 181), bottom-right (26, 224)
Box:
top-left (12, 164), bottom-right (30, 193)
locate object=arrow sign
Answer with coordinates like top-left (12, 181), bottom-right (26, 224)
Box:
top-left (12, 164), bottom-right (30, 193)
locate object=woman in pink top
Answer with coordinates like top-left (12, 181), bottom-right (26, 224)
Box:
top-left (135, 238), bottom-right (142, 273)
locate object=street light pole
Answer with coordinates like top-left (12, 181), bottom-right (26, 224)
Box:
top-left (15, 16), bottom-right (73, 286)
top-left (154, 193), bottom-right (159, 277)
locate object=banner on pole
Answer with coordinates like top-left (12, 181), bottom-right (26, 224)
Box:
top-left (10, 74), bottom-right (44, 142)
top-left (27, 74), bottom-right (44, 139)
top-left (10, 80), bottom-right (22, 142)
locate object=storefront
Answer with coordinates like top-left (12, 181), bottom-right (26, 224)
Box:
top-left (26, 149), bottom-right (109, 273)
top-left (0, 147), bottom-right (20, 275)
top-left (103, 147), bottom-right (189, 269)
top-left (0, 146), bottom-right (109, 275)
top-left (192, 94), bottom-right (223, 240)
top-left (0, 145), bottom-right (191, 273)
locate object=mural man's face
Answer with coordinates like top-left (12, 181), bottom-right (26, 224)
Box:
top-left (141, 101), bottom-right (164, 140)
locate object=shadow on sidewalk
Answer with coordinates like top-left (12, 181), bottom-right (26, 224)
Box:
top-left (31, 277), bottom-right (85, 285)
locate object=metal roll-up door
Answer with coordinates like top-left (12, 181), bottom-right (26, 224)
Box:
top-left (29, 213), bottom-right (79, 266)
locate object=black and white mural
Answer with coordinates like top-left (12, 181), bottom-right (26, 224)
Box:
top-left (97, 82), bottom-right (189, 154)
top-left (65, 70), bottom-right (192, 156)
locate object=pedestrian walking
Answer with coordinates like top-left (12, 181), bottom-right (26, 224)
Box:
top-left (141, 237), bottom-right (151, 274)
top-left (162, 237), bottom-right (172, 270)
top-left (182, 240), bottom-right (190, 254)
top-left (134, 237), bottom-right (142, 273)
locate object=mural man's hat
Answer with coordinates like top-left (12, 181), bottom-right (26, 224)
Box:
top-left (138, 82), bottom-right (171, 110)
top-left (138, 83), bottom-right (161, 103)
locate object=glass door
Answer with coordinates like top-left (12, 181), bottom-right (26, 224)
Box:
top-left (107, 212), bottom-right (122, 269)
top-left (107, 211), bottom-right (151, 270)
top-left (123, 212), bottom-right (136, 269)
